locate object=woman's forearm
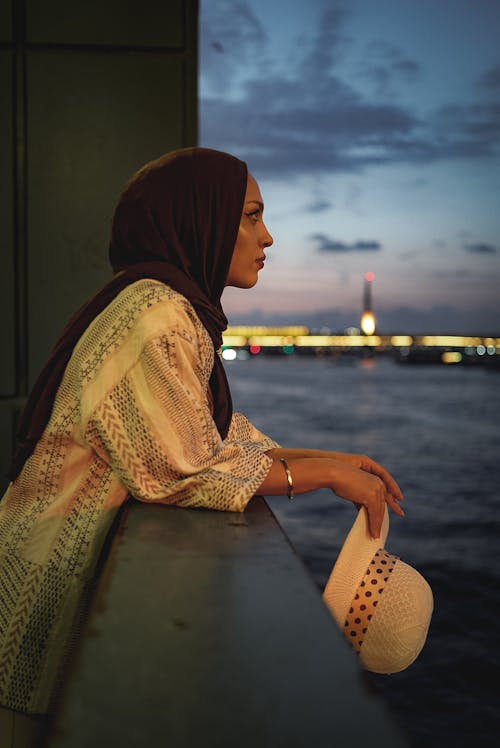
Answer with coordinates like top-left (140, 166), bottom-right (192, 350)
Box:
top-left (257, 456), bottom-right (337, 496)
top-left (258, 449), bottom-right (405, 539)
top-left (265, 447), bottom-right (345, 462)
top-left (265, 447), bottom-right (403, 502)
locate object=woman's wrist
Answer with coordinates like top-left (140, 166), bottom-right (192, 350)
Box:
top-left (257, 455), bottom-right (341, 497)
top-left (279, 457), bottom-right (295, 499)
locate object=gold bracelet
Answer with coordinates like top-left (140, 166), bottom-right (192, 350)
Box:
top-left (280, 457), bottom-right (294, 500)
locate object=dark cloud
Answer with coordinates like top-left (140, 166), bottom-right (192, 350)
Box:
top-left (354, 240), bottom-right (381, 251)
top-left (199, 1), bottom-right (268, 94)
top-left (311, 233), bottom-right (381, 252)
top-left (465, 242), bottom-right (498, 254)
top-left (433, 102), bottom-right (500, 152)
top-left (393, 59), bottom-right (420, 81)
top-left (201, 88), bottom-right (419, 176)
top-left (305, 199), bottom-right (333, 213)
top-left (359, 41), bottom-right (420, 97)
top-left (298, 7), bottom-right (351, 82)
top-left (200, 4), bottom-right (500, 178)
top-left (479, 63), bottom-right (500, 91)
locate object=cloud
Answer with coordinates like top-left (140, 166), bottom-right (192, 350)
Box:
top-left (199, 4), bottom-right (500, 178)
top-left (311, 233), bottom-right (381, 252)
top-left (201, 86), bottom-right (419, 176)
top-left (298, 6), bottom-right (352, 81)
top-left (200, 5), bottom-right (422, 175)
top-left (479, 63), bottom-right (500, 91)
top-left (305, 199), bottom-right (333, 213)
top-left (465, 242), bottom-right (498, 254)
top-left (354, 240), bottom-right (381, 251)
top-left (358, 40), bottom-right (420, 97)
top-left (431, 102), bottom-right (500, 157)
top-left (199, 1), bottom-right (268, 96)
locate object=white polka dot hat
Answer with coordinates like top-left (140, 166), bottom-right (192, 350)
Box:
top-left (322, 505), bottom-right (433, 674)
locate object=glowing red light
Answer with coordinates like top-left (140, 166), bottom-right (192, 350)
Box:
top-left (249, 345), bottom-right (261, 355)
top-left (364, 271), bottom-right (375, 282)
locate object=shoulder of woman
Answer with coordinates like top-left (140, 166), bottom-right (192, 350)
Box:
top-left (75, 280), bottom-right (211, 400)
top-left (114, 279), bottom-right (203, 335)
top-left (73, 279), bottom-right (206, 373)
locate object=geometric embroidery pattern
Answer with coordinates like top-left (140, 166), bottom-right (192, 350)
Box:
top-left (0, 280), bottom-right (278, 714)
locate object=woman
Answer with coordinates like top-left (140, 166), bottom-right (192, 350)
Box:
top-left (0, 148), bottom-right (403, 719)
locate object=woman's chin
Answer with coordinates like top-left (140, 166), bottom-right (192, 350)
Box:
top-left (226, 275), bottom-right (259, 289)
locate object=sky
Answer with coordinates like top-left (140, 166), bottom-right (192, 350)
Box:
top-left (199, 0), bottom-right (500, 334)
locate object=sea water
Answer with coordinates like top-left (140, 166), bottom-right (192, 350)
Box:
top-left (225, 355), bottom-right (500, 748)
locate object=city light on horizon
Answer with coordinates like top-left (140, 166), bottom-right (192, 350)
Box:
top-left (223, 329), bottom-right (500, 349)
top-left (360, 311), bottom-right (376, 336)
top-left (361, 272), bottom-right (376, 334)
top-left (220, 328), bottom-right (500, 366)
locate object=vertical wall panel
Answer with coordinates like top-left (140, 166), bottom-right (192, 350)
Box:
top-left (0, 403), bottom-right (14, 494)
top-left (26, 51), bottom-right (187, 382)
top-left (26, 0), bottom-right (183, 46)
top-left (0, 0), bottom-right (12, 41)
top-left (0, 51), bottom-right (15, 396)
top-left (0, 1), bottom-right (197, 495)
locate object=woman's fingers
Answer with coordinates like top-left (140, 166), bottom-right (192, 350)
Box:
top-left (357, 475), bottom-right (404, 537)
top-left (366, 503), bottom-right (384, 539)
top-left (330, 461), bottom-right (405, 538)
top-left (360, 457), bottom-right (404, 502)
top-left (385, 491), bottom-right (405, 516)
top-left (380, 472), bottom-right (404, 502)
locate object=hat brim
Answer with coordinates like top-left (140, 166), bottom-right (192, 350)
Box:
top-left (322, 505), bottom-right (389, 627)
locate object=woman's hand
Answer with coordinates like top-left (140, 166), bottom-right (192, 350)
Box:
top-left (260, 449), bottom-right (405, 539)
top-left (327, 452), bottom-right (404, 503)
top-left (327, 460), bottom-right (403, 539)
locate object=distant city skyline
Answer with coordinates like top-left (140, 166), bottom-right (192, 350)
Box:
top-left (199, 0), bottom-right (500, 334)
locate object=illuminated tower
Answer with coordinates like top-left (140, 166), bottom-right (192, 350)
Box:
top-left (360, 271), bottom-right (376, 335)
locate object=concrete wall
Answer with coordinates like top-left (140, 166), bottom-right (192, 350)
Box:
top-left (0, 0), bottom-right (198, 493)
top-left (46, 498), bottom-right (409, 747)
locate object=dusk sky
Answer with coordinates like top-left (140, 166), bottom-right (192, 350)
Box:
top-left (199, 0), bottom-right (500, 334)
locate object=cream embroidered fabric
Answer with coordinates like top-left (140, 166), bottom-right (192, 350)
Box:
top-left (0, 280), bottom-right (278, 714)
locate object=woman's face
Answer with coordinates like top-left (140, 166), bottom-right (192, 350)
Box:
top-left (226, 174), bottom-right (273, 288)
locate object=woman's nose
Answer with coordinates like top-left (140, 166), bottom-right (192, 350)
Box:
top-left (262, 222), bottom-right (273, 248)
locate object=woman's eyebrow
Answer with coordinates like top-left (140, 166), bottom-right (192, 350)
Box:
top-left (245, 200), bottom-right (264, 210)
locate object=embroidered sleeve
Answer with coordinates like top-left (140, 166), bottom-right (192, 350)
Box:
top-left (82, 304), bottom-right (273, 513)
top-left (227, 411), bottom-right (281, 451)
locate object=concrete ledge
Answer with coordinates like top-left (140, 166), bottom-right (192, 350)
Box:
top-left (47, 497), bottom-right (408, 747)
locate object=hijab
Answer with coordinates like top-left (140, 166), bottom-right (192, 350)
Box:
top-left (9, 147), bottom-right (248, 481)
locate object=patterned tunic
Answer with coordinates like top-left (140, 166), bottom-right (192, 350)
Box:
top-left (0, 280), bottom-right (278, 714)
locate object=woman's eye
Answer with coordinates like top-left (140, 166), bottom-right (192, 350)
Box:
top-left (247, 210), bottom-right (260, 222)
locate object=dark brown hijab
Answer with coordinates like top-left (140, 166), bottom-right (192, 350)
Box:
top-left (9, 147), bottom-right (248, 481)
